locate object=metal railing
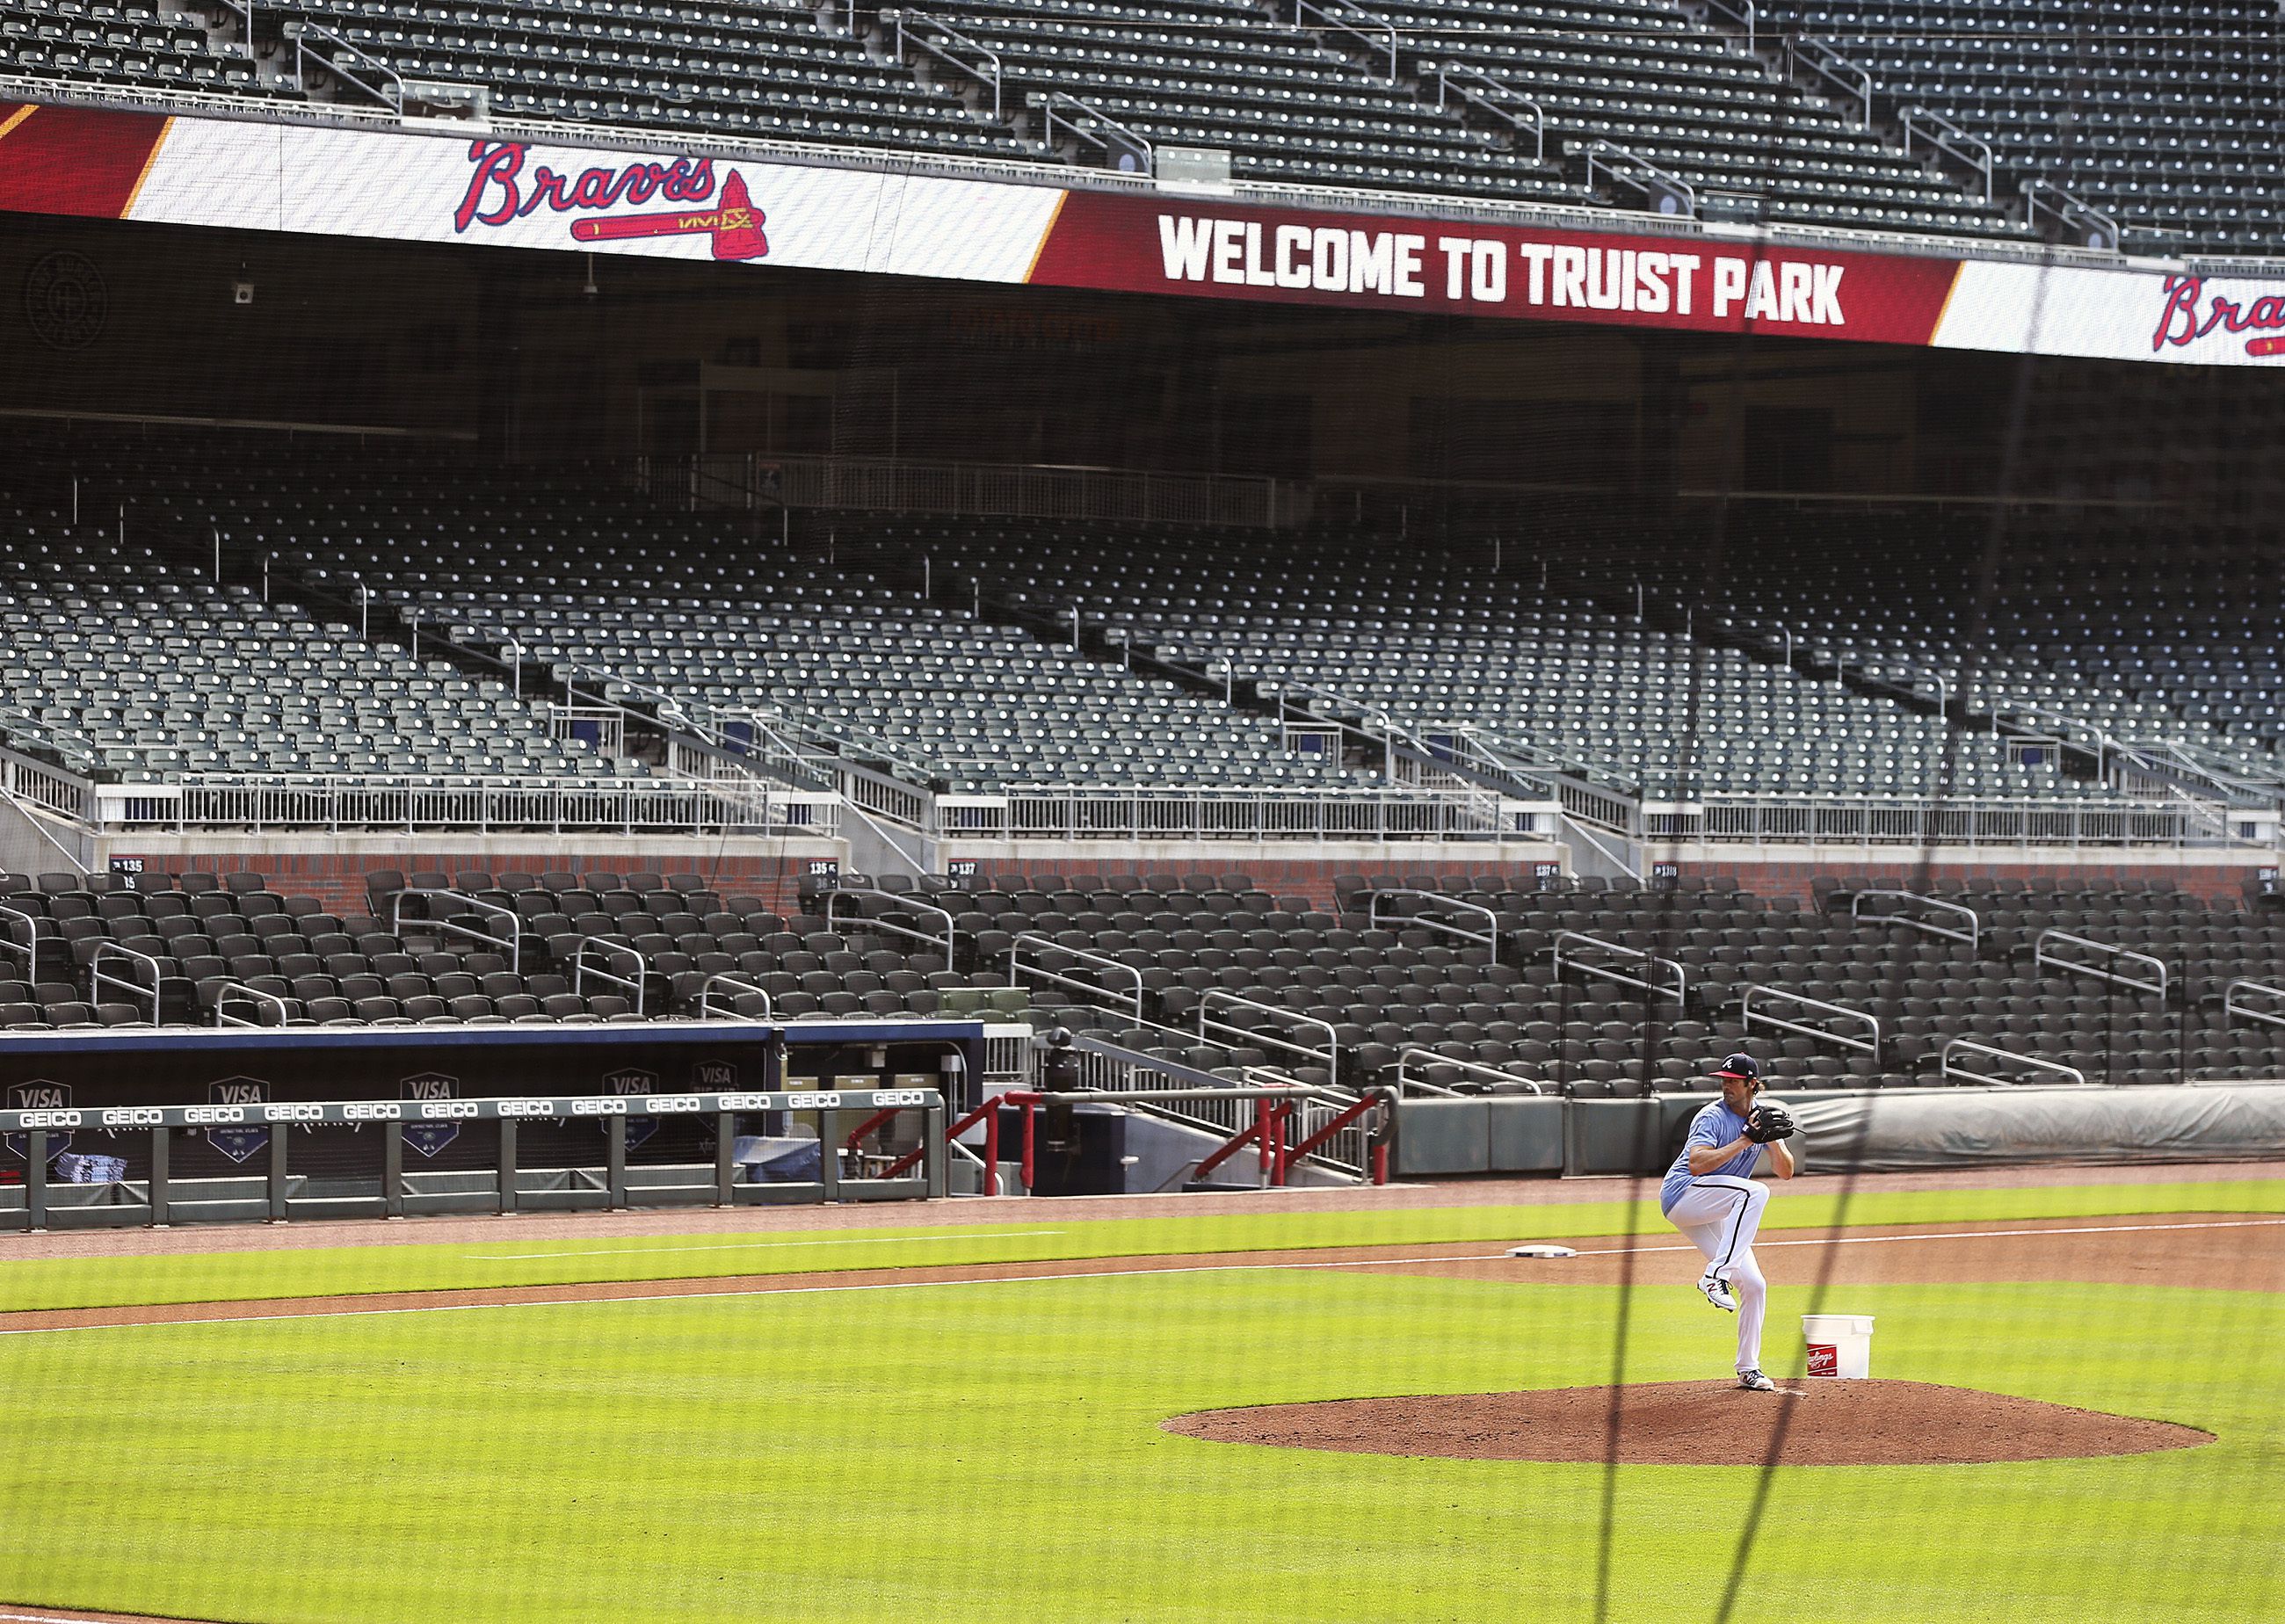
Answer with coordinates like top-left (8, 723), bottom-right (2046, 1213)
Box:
top-left (1295, 0), bottom-right (1399, 83)
top-left (1940, 1039), bottom-right (2088, 1087)
top-left (696, 972), bottom-right (773, 1021)
top-left (214, 980), bottom-right (294, 1028)
top-left (1394, 1048), bottom-right (1540, 1096)
top-left (1741, 986), bottom-right (1879, 1056)
top-left (391, 888), bottom-right (520, 974)
top-left (889, 9), bottom-right (1003, 119)
top-left (571, 939), bottom-right (649, 1017)
top-left (1583, 140), bottom-right (1696, 217)
top-left (1197, 990), bottom-right (1340, 1090)
top-left (0, 903), bottom-right (44, 984)
top-left (826, 888), bottom-right (956, 968)
top-left (281, 18), bottom-right (402, 108)
top-left (2024, 178), bottom-right (2123, 253)
top-left (2035, 930), bottom-right (2169, 1000)
top-left (0, 1086), bottom-right (945, 1229)
top-left (106, 775), bottom-right (826, 837)
top-left (1851, 888), bottom-right (1980, 948)
top-left (1007, 933), bottom-right (1144, 1022)
top-left (642, 451), bottom-right (1283, 529)
top-left (1035, 91), bottom-right (1154, 176)
top-left (1784, 37), bottom-right (1872, 126)
top-left (1701, 0), bottom-right (1755, 53)
top-left (89, 940), bottom-right (165, 1025)
top-left (1901, 107), bottom-right (1994, 202)
top-left (1670, 796), bottom-right (2238, 849)
top-left (1552, 930), bottom-right (1687, 1003)
top-left (1367, 888), bottom-right (1499, 953)
top-left (2, 743), bottom-right (99, 824)
top-left (975, 786), bottom-right (1509, 843)
top-left (1430, 64), bottom-right (1546, 162)
top-left (2223, 979), bottom-right (2285, 1030)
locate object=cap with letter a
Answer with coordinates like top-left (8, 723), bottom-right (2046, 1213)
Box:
top-left (1712, 1053), bottom-right (1760, 1082)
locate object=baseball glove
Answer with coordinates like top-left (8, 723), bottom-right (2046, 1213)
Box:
top-left (1744, 1102), bottom-right (1795, 1143)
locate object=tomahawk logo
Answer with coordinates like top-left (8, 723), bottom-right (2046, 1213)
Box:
top-left (206, 1077), bottom-right (270, 1164)
top-left (453, 141), bottom-right (768, 261)
top-left (400, 1071), bottom-right (461, 1158)
top-left (606, 1068), bottom-right (661, 1150)
top-left (4, 1080), bottom-right (70, 1162)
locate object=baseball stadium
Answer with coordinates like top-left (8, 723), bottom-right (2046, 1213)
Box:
top-left (0, 1), bottom-right (2281, 1619)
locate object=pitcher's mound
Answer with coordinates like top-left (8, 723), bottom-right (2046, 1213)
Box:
top-left (1164, 1381), bottom-right (2211, 1465)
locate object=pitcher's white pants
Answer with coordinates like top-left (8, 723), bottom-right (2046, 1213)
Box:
top-left (1665, 1175), bottom-right (1769, 1374)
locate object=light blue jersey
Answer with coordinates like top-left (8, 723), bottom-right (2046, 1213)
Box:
top-left (1660, 1099), bottom-right (1762, 1214)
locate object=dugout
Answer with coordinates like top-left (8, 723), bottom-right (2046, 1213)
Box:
top-left (0, 1018), bottom-right (981, 1227)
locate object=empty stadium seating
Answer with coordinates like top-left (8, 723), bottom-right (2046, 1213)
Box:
top-left (1737, 0), bottom-right (2285, 252)
top-left (8, 863), bottom-right (2277, 1101)
top-left (895, 514), bottom-right (2100, 800)
top-left (0, 0), bottom-right (2028, 242)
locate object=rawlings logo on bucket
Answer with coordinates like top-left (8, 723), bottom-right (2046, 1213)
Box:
top-left (1806, 1342), bottom-right (1839, 1378)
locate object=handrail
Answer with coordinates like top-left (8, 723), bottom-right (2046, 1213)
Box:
top-left (1431, 63), bottom-right (1545, 163)
top-left (1295, 0), bottom-right (1398, 83)
top-left (2024, 178), bottom-right (2123, 253)
top-left (1367, 888), bottom-right (1499, 953)
top-left (281, 18), bottom-right (402, 109)
top-left (2224, 979), bottom-right (2285, 1030)
top-left (0, 901), bottom-right (46, 982)
top-left (826, 887), bottom-right (957, 968)
top-left (572, 939), bottom-right (649, 1017)
top-left (696, 972), bottom-right (773, 1021)
top-left (890, 9), bottom-right (1004, 120)
top-left (1784, 36), bottom-right (1872, 127)
top-left (1551, 929), bottom-right (1687, 1004)
top-left (214, 979), bottom-right (294, 1028)
top-left (1007, 932), bottom-right (1144, 1021)
top-left (1583, 140), bottom-right (1696, 218)
top-left (89, 939), bottom-right (165, 1025)
top-left (1198, 989), bottom-right (1341, 1090)
top-left (1941, 1038), bottom-right (2088, 1087)
top-left (1035, 91), bottom-right (1155, 176)
top-left (1851, 889), bottom-right (1980, 948)
top-left (391, 888), bottom-right (520, 973)
top-left (2035, 929), bottom-right (2168, 999)
top-left (1741, 985), bottom-right (1879, 1056)
top-left (1280, 1086), bottom-right (1389, 1175)
top-left (1701, 0), bottom-right (1755, 53)
top-left (1901, 106), bottom-right (1993, 202)
top-left (1394, 1046), bottom-right (1541, 1096)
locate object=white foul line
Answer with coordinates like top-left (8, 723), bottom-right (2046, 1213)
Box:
top-left (0, 1215), bottom-right (2275, 1339)
top-left (463, 1229), bottom-right (1068, 1261)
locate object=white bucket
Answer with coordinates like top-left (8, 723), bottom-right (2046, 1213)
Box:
top-left (1802, 1314), bottom-right (1875, 1380)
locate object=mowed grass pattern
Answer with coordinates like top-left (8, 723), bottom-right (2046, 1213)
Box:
top-left (1, 1177), bottom-right (2280, 1310)
top-left (0, 1183), bottom-right (2279, 1621)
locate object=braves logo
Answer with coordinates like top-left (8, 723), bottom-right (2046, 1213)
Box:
top-left (2151, 275), bottom-right (2285, 358)
top-left (454, 141), bottom-right (767, 261)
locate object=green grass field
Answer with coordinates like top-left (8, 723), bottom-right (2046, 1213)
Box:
top-left (0, 1178), bottom-right (2278, 1623)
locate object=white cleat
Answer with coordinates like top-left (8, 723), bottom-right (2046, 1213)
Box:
top-left (1737, 1369), bottom-right (1778, 1393)
top-left (1697, 1272), bottom-right (1739, 1313)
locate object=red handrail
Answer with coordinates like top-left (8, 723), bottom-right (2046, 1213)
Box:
top-left (842, 1106), bottom-right (901, 1154)
top-left (882, 1092), bottom-right (1011, 1194)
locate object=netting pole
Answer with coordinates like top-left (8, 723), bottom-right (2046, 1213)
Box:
top-left (149, 1124), bottom-right (170, 1226)
top-left (497, 1117), bottom-right (519, 1214)
top-left (267, 1122), bottom-right (289, 1222)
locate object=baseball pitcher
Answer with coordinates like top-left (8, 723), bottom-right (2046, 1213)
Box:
top-left (1660, 1053), bottom-right (1796, 1391)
